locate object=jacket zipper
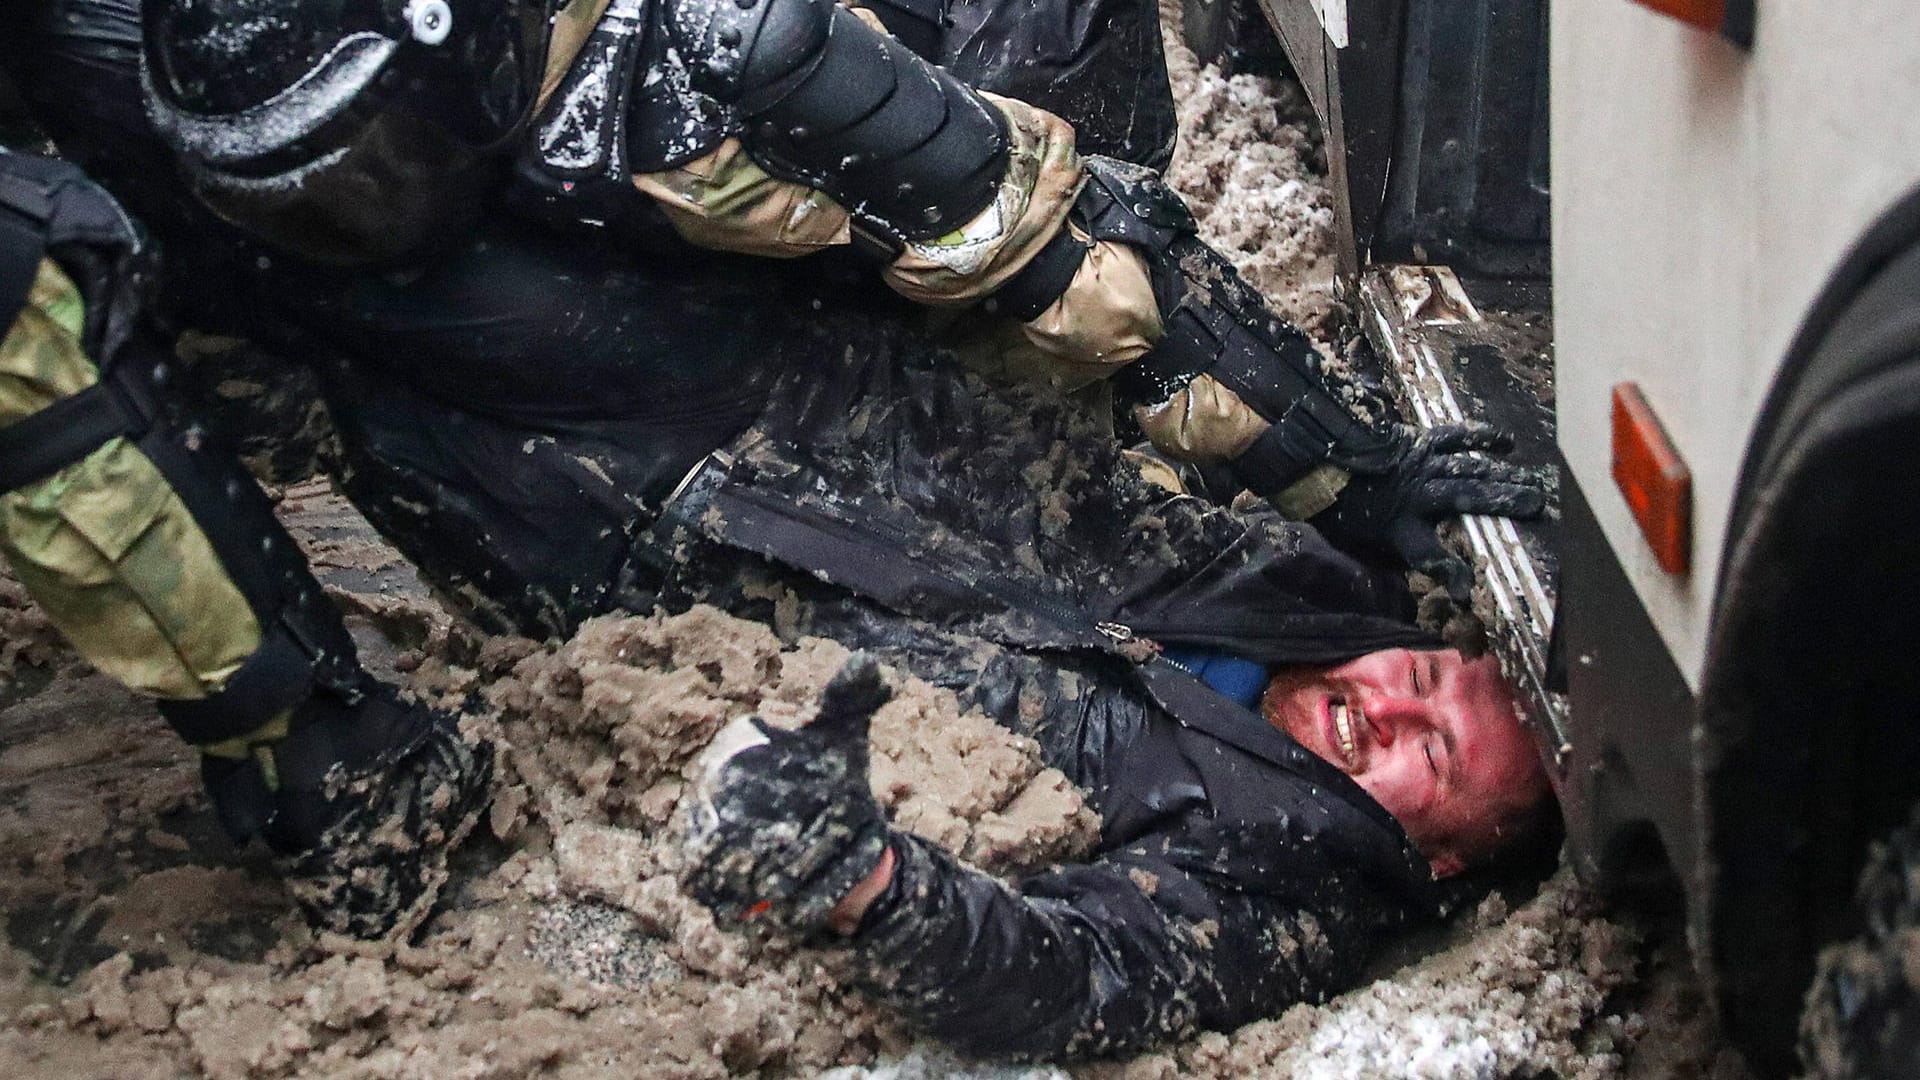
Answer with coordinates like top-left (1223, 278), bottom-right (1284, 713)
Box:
top-left (685, 463), bottom-right (1163, 659)
top-left (790, 491), bottom-right (1151, 656)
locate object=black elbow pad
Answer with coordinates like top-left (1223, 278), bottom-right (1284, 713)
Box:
top-left (666, 0), bottom-right (1008, 244)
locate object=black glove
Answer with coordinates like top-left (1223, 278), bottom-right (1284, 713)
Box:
top-left (683, 655), bottom-right (895, 937)
top-left (1314, 423), bottom-right (1551, 601)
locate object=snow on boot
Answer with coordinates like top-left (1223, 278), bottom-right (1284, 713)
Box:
top-left (199, 680), bottom-right (494, 940)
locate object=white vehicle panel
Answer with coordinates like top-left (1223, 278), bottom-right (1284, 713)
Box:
top-left (1552, 0), bottom-right (1920, 688)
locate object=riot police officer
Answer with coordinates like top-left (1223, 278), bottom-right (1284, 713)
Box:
top-left (0, 148), bottom-right (492, 940)
top-left (137, 0), bottom-right (1548, 597)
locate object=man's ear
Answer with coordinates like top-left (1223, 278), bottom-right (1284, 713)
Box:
top-left (1427, 848), bottom-right (1466, 879)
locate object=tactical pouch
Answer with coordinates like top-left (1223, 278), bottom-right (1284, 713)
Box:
top-left (1063, 156), bottom-right (1397, 494)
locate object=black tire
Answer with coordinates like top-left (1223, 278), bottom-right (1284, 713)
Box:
top-left (1697, 186), bottom-right (1920, 1075)
top-left (1801, 808), bottom-right (1920, 1079)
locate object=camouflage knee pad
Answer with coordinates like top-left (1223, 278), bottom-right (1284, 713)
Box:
top-left (0, 255), bottom-right (263, 700)
top-left (0, 151), bottom-right (360, 747)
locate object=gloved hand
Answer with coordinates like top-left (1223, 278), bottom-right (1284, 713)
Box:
top-left (1314, 423), bottom-right (1552, 601)
top-left (683, 655), bottom-right (895, 938)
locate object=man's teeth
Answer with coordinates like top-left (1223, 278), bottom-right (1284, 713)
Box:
top-left (1332, 700), bottom-right (1356, 766)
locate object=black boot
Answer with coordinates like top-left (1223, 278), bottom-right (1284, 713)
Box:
top-left (198, 678), bottom-right (494, 940)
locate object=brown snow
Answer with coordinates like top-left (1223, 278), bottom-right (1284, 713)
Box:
top-left (1160, 0), bottom-right (1342, 347)
top-left (1, 573), bottom-right (1101, 1079)
top-left (1, 527), bottom-right (1681, 1078)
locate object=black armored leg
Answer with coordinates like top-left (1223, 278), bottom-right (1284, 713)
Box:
top-left (0, 150), bottom-right (490, 938)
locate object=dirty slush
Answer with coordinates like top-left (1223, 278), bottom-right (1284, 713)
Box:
top-left (1, 12), bottom-right (1672, 1080)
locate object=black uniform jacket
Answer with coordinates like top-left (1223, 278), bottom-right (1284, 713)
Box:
top-left (130, 240), bottom-right (1446, 1058)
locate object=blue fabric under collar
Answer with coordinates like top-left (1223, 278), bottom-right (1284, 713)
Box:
top-left (1159, 647), bottom-right (1268, 708)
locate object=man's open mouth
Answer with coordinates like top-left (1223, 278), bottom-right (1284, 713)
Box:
top-left (1331, 698), bottom-right (1358, 769)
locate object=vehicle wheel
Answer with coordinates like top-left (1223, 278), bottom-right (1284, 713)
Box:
top-left (1697, 189), bottom-right (1920, 1075)
top-left (1801, 808), bottom-right (1920, 1079)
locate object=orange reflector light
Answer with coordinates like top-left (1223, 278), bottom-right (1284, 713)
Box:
top-left (1629, 0), bottom-right (1727, 32)
top-left (1612, 383), bottom-right (1692, 575)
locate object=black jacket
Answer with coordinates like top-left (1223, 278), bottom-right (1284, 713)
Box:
top-left (334, 303), bottom-right (1449, 1059)
top-left (630, 320), bottom-right (1447, 1058)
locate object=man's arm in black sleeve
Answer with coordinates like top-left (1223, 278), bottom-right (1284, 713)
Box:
top-left (851, 825), bottom-right (1367, 1061)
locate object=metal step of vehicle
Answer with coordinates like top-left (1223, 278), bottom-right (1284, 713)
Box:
top-left (1350, 265), bottom-right (1568, 762)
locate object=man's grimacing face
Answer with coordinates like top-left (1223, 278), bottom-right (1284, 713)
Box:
top-left (1261, 648), bottom-right (1549, 878)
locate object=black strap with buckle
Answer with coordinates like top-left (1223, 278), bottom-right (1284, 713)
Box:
top-left (0, 368), bottom-right (155, 493)
top-left (159, 620), bottom-right (325, 745)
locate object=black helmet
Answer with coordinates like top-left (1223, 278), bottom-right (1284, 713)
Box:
top-left (142, 0), bottom-right (551, 264)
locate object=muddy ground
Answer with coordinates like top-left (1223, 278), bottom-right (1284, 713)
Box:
top-left (1, 13), bottom-right (1741, 1080)
top-left (0, 484), bottom-right (1731, 1080)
